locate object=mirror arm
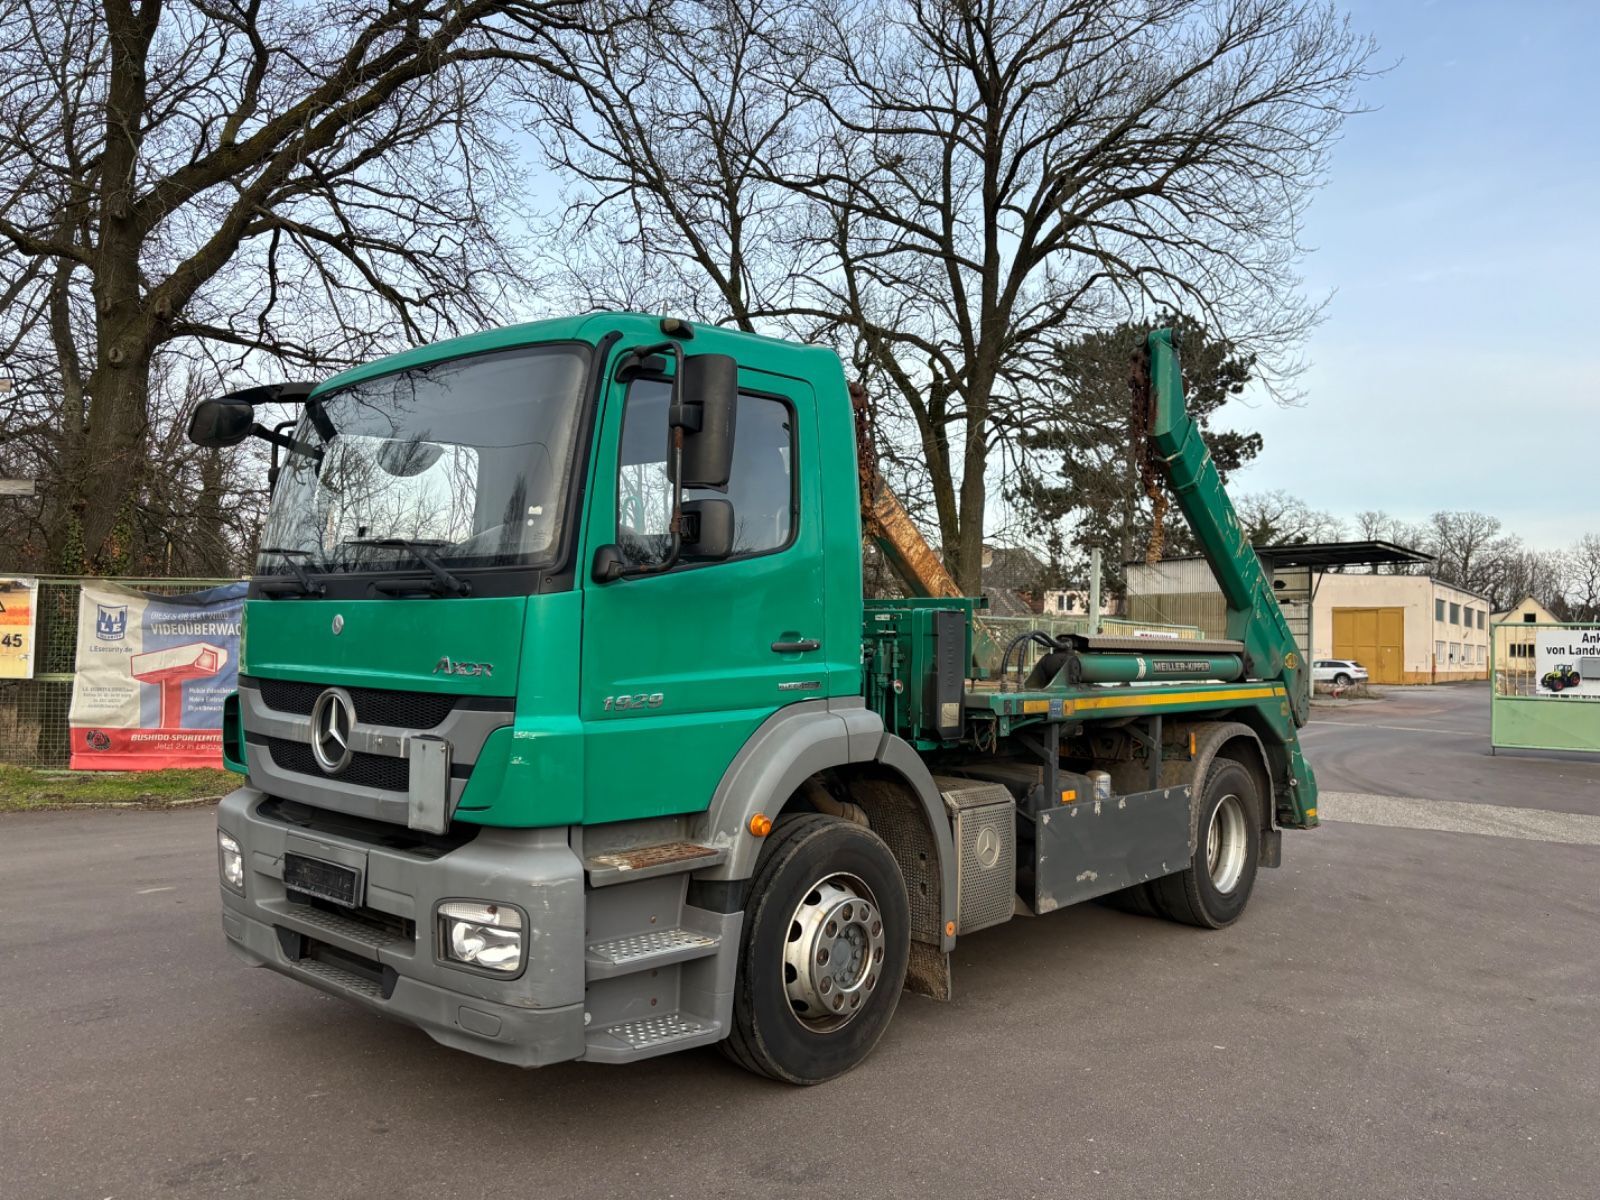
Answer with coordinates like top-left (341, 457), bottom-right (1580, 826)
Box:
top-left (249, 422), bottom-right (323, 464)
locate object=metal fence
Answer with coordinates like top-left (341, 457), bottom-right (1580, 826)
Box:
top-left (0, 576), bottom-right (236, 768)
top-left (1490, 621), bottom-right (1600, 755)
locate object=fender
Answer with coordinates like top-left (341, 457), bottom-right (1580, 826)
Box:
top-left (693, 698), bottom-right (958, 949)
top-left (1165, 720), bottom-right (1280, 867)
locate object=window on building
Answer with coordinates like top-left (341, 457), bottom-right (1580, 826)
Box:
top-left (1449, 602), bottom-right (1460, 625)
top-left (1462, 606), bottom-right (1472, 627)
top-left (1477, 610), bottom-right (1485, 630)
top-left (1435, 598), bottom-right (1445, 621)
top-left (1435, 639), bottom-right (1445, 664)
top-left (1477, 645), bottom-right (1485, 665)
top-left (1523, 612), bottom-right (1537, 623)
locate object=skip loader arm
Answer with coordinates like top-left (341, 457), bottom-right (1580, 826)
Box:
top-left (1141, 328), bottom-right (1311, 728)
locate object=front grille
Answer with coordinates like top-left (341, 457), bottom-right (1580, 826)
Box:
top-left (253, 678), bottom-right (459, 729)
top-left (257, 797), bottom-right (478, 856)
top-left (264, 736), bottom-right (411, 793)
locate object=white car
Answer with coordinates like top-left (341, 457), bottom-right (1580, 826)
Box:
top-left (1312, 658), bottom-right (1368, 686)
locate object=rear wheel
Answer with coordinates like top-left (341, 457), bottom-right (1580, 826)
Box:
top-left (1151, 759), bottom-right (1261, 929)
top-left (722, 813), bottom-right (910, 1084)
top-left (1334, 672), bottom-right (1352, 686)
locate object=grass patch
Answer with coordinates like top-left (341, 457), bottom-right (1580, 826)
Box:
top-left (0, 764), bottom-right (235, 813)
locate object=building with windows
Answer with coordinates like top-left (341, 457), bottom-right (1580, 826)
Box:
top-left (1040, 588), bottom-right (1123, 619)
top-left (1489, 594), bottom-right (1560, 675)
top-left (1124, 541), bottom-right (1491, 684)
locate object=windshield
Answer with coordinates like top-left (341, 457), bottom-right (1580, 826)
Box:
top-left (256, 343), bottom-right (590, 578)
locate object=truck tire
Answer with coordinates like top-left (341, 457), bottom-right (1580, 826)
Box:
top-left (721, 813), bottom-right (911, 1084)
top-left (1151, 758), bottom-right (1261, 929)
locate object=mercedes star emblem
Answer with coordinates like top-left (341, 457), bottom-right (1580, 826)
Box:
top-left (309, 687), bottom-right (356, 774)
top-left (331, 613), bottom-right (344, 635)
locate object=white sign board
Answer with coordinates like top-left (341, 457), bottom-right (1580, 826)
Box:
top-left (1534, 628), bottom-right (1600, 697)
top-left (0, 576), bottom-right (38, 679)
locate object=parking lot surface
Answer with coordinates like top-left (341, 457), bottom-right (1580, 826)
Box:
top-left (3, 683), bottom-right (1598, 1199)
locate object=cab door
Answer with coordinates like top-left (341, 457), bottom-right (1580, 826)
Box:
top-left (578, 355), bottom-right (826, 824)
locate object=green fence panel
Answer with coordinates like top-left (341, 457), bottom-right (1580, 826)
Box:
top-left (1490, 621), bottom-right (1600, 755)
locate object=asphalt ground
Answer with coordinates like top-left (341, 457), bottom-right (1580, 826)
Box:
top-left (3, 682), bottom-right (1597, 1199)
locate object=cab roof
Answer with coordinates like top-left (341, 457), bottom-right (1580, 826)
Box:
top-left (311, 312), bottom-right (839, 396)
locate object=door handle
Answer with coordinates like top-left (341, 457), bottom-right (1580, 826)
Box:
top-left (771, 638), bottom-right (820, 654)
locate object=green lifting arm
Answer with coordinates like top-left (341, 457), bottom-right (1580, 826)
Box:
top-left (1143, 328), bottom-right (1310, 728)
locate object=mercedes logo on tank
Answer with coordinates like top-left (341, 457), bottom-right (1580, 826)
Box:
top-left (331, 613), bottom-right (344, 635)
top-left (309, 688), bottom-right (356, 774)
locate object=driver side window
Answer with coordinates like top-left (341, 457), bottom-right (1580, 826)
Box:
top-left (616, 378), bottom-right (795, 567)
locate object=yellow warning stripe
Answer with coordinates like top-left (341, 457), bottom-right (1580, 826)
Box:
top-left (1066, 685), bottom-right (1281, 714)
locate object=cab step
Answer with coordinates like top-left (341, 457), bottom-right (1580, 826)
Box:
top-left (583, 1012), bottom-right (722, 1063)
top-left (583, 840), bottom-right (726, 886)
top-left (585, 927), bottom-right (720, 980)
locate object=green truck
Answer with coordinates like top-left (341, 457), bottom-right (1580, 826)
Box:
top-left (192, 315), bottom-right (1317, 1084)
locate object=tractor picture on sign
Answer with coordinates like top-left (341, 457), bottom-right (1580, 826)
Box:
top-left (1541, 664), bottom-right (1582, 693)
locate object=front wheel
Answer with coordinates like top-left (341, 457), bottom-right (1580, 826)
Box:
top-left (722, 813), bottom-right (911, 1084)
top-left (1151, 758), bottom-right (1262, 928)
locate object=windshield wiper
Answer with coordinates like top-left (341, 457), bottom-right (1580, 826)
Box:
top-left (346, 537), bottom-right (472, 597)
top-left (257, 547), bottom-right (326, 598)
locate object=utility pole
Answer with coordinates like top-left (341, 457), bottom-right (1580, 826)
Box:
top-left (1088, 546), bottom-right (1103, 635)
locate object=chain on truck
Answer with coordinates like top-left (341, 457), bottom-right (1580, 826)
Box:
top-left (192, 315), bottom-right (1318, 1084)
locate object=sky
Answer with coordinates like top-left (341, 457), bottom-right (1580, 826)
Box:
top-left (1216, 0), bottom-right (1599, 550)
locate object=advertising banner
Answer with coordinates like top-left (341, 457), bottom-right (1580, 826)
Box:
top-left (69, 581), bottom-right (246, 769)
top-left (1534, 627), bottom-right (1600, 698)
top-left (0, 576), bottom-right (38, 679)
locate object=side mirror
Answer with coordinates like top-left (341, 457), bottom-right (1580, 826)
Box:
top-left (682, 499), bottom-right (735, 560)
top-left (187, 399), bottom-right (256, 447)
top-left (676, 354), bottom-right (738, 490)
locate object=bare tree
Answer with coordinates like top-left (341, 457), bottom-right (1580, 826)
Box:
top-left (0, 0), bottom-right (586, 573)
top-left (1235, 489), bottom-right (1343, 546)
top-left (1558, 534), bottom-right (1600, 621)
top-left (1425, 510), bottom-right (1507, 597)
top-left (533, 0), bottom-right (1375, 593)
top-left (526, 0), bottom-right (814, 330)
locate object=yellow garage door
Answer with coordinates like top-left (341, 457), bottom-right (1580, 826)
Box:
top-left (1332, 607), bottom-right (1405, 684)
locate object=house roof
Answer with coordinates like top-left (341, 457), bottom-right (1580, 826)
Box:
top-left (1490, 595), bottom-right (1557, 622)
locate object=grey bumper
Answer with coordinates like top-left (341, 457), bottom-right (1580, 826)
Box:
top-left (217, 786), bottom-right (587, 1068)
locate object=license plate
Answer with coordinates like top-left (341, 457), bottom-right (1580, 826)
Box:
top-left (283, 853), bottom-right (362, 908)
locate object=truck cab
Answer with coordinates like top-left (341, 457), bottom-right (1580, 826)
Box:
top-left (199, 313), bottom-right (1315, 1083)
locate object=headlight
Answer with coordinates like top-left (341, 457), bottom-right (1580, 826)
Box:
top-left (217, 830), bottom-right (245, 893)
top-left (437, 901), bottom-right (523, 974)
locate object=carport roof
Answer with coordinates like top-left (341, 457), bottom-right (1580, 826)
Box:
top-left (1125, 540), bottom-right (1434, 569)
top-left (1253, 540), bottom-right (1434, 569)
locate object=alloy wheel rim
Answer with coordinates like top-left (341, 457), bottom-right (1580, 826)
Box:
top-left (782, 873), bottom-right (886, 1031)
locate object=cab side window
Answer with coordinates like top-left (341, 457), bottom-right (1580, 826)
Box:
top-left (616, 378), bottom-right (794, 567)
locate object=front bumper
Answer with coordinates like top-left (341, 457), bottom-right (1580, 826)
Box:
top-left (217, 787), bottom-right (587, 1067)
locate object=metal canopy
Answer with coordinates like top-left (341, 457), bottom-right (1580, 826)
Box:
top-left (1252, 540), bottom-right (1432, 570)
